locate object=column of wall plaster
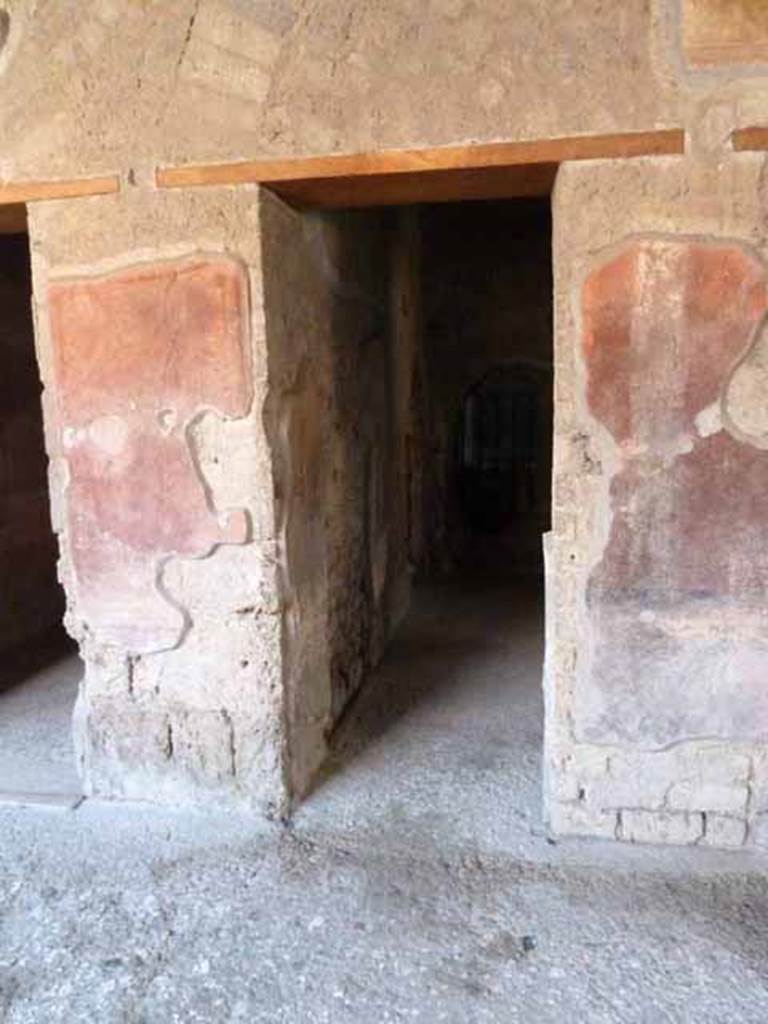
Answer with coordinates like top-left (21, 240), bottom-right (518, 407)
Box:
top-left (27, 185), bottom-right (288, 815)
top-left (547, 150), bottom-right (768, 848)
top-left (25, 182), bottom-right (424, 812)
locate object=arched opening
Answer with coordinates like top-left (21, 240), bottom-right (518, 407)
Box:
top-left (458, 362), bottom-right (552, 575)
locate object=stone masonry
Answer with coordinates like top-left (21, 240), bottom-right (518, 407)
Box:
top-left (546, 155), bottom-right (768, 849)
top-left (4, 2), bottom-right (768, 850)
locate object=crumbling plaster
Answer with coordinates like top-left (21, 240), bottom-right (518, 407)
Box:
top-left (27, 187), bottom-right (287, 813)
top-left (7, 0), bottom-right (768, 846)
top-left (548, 153), bottom-right (768, 848)
top-left (23, 178), bottom-right (422, 814)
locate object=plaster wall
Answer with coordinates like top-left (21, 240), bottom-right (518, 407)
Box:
top-left (10, 0), bottom-right (768, 844)
top-left (27, 187), bottom-right (286, 813)
top-left (548, 153), bottom-right (768, 849)
top-left (25, 183), bottom-right (419, 812)
top-left (0, 1), bottom-right (681, 180)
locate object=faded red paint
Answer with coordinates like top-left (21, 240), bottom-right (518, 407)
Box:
top-left (579, 238), bottom-right (768, 745)
top-left (593, 432), bottom-right (768, 602)
top-left (48, 256), bottom-right (252, 652)
top-left (583, 241), bottom-right (766, 446)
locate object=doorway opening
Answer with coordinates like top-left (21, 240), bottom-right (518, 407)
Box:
top-left (420, 200), bottom-right (553, 583)
top-left (0, 210), bottom-right (80, 801)
top-left (458, 363), bottom-right (552, 568)
top-left (263, 191), bottom-right (552, 838)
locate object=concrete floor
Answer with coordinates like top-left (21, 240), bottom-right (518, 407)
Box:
top-left (2, 579), bottom-right (768, 1022)
top-left (0, 648), bottom-right (81, 798)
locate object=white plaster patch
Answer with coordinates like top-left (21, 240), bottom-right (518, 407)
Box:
top-left (723, 317), bottom-right (768, 446)
top-left (694, 401), bottom-right (722, 438)
top-left (62, 426), bottom-right (79, 449)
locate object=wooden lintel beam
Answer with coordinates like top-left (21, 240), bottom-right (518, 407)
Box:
top-left (0, 204), bottom-right (27, 234)
top-left (269, 162), bottom-right (559, 210)
top-left (156, 129), bottom-right (686, 193)
top-left (0, 175), bottom-right (120, 206)
top-left (732, 126), bottom-right (768, 151)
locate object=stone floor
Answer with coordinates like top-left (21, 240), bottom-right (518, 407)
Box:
top-left (299, 574), bottom-right (545, 858)
top-left (1, 579), bottom-right (768, 1022)
top-left (0, 643), bottom-right (80, 799)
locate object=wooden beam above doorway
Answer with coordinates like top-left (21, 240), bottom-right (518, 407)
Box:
top-left (0, 175), bottom-right (120, 207)
top-left (0, 204), bottom-right (27, 234)
top-left (732, 126), bottom-right (768, 151)
top-left (156, 128), bottom-right (685, 209)
top-left (269, 163), bottom-right (559, 209)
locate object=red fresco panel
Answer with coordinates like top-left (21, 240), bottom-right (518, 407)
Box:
top-left (578, 238), bottom-right (768, 745)
top-left (48, 256), bottom-right (252, 652)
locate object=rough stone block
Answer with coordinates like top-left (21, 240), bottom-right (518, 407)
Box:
top-left (701, 814), bottom-right (747, 849)
top-left (84, 703), bottom-right (172, 797)
top-left (168, 709), bottom-right (236, 787)
top-left (667, 776), bottom-right (750, 816)
top-left (746, 750), bottom-right (768, 817)
top-left (548, 800), bottom-right (618, 841)
top-left (572, 747), bottom-right (750, 818)
top-left (619, 809), bottom-right (704, 846)
top-left (750, 813), bottom-right (768, 848)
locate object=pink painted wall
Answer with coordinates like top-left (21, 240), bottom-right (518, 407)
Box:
top-left (48, 256), bottom-right (252, 654)
top-left (580, 238), bottom-right (768, 746)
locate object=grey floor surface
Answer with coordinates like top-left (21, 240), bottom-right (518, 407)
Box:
top-left (2, 579), bottom-right (768, 1022)
top-left (300, 575), bottom-right (545, 858)
top-left (0, 650), bottom-right (81, 797)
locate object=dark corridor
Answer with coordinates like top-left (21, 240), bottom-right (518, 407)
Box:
top-left (420, 198), bottom-right (553, 578)
top-left (0, 230), bottom-right (69, 685)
